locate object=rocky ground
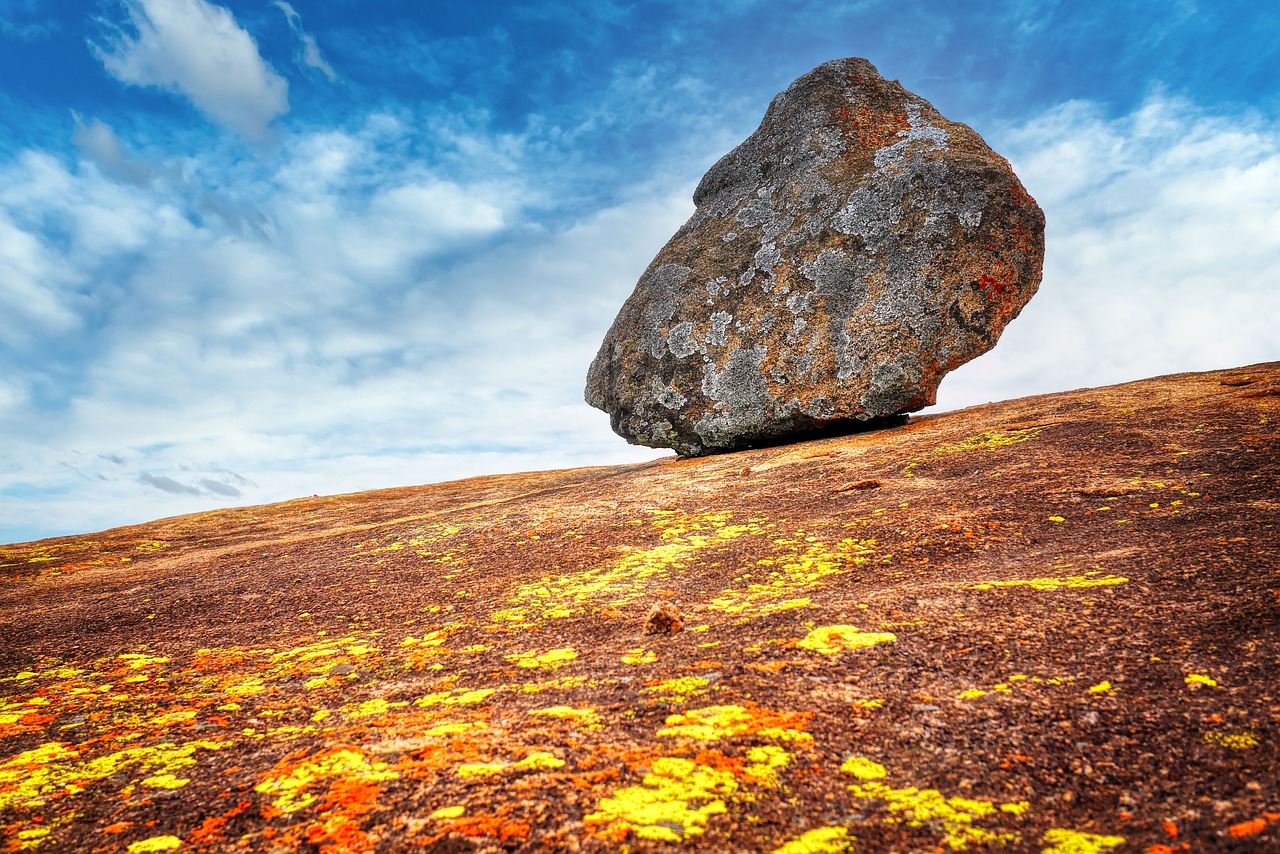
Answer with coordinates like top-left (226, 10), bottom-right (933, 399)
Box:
top-left (1, 363), bottom-right (1277, 853)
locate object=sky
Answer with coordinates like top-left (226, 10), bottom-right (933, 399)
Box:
top-left (1, 0), bottom-right (1278, 544)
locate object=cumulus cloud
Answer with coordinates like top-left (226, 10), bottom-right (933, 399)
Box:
top-left (71, 116), bottom-right (158, 187)
top-left (0, 111), bottom-right (674, 542)
top-left (92, 0), bottom-right (288, 138)
top-left (273, 1), bottom-right (336, 81)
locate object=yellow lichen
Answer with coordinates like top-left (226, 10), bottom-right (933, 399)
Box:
top-left (127, 837), bottom-right (183, 853)
top-left (1204, 731), bottom-right (1259, 749)
top-left (840, 757), bottom-right (886, 780)
top-left (0, 741), bottom-right (225, 811)
top-left (969, 572), bottom-right (1128, 592)
top-left (710, 538), bottom-right (877, 619)
top-left (936, 428), bottom-right (1042, 454)
top-left (457, 762), bottom-right (505, 778)
top-left (1088, 681), bottom-right (1113, 694)
top-left (529, 706), bottom-right (603, 729)
top-left (423, 721), bottom-right (488, 737)
top-left (621, 648), bottom-right (658, 665)
top-left (796, 625), bottom-right (896, 655)
top-left (957, 689), bottom-right (988, 700)
top-left (432, 806), bottom-right (466, 819)
top-left (772, 826), bottom-right (852, 854)
top-left (141, 773), bottom-right (189, 789)
top-left (16, 827), bottom-right (51, 850)
top-left (506, 648), bottom-right (578, 670)
top-left (657, 705), bottom-right (811, 744)
top-left (745, 745), bottom-right (791, 786)
top-left (345, 698), bottom-right (409, 718)
top-left (501, 511), bottom-right (767, 626)
top-left (584, 756), bottom-right (738, 842)
top-left (1040, 828), bottom-right (1125, 853)
top-left (458, 751), bottom-right (565, 777)
top-left (848, 779), bottom-right (1028, 850)
top-left (1184, 673), bottom-right (1218, 687)
top-left (514, 751), bottom-right (566, 772)
top-left (642, 677), bottom-right (711, 701)
top-left (415, 687), bottom-right (495, 707)
top-left (254, 748), bottom-right (398, 813)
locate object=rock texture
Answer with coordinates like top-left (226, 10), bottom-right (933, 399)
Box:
top-left (587, 57), bottom-right (1045, 455)
top-left (3, 364), bottom-right (1278, 853)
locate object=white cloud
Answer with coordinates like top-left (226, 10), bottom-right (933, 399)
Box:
top-left (273, 1), bottom-right (337, 81)
top-left (933, 96), bottom-right (1280, 411)
top-left (92, 0), bottom-right (289, 138)
top-left (0, 117), bottom-right (677, 543)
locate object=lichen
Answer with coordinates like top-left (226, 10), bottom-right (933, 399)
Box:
top-left (254, 747), bottom-right (398, 814)
top-left (657, 705), bottom-right (811, 744)
top-left (505, 648), bottom-right (578, 670)
top-left (710, 537), bottom-right (878, 618)
top-left (797, 625), bottom-right (896, 654)
top-left (840, 756), bottom-right (887, 780)
top-left (1040, 828), bottom-right (1125, 853)
top-left (500, 511), bottom-right (767, 625)
top-left (127, 837), bottom-right (183, 853)
top-left (584, 757), bottom-right (738, 842)
top-left (847, 770), bottom-right (1030, 851)
top-left (772, 826), bottom-right (853, 854)
top-left (530, 705), bottom-right (603, 729)
top-left (1204, 731), bottom-right (1259, 749)
top-left (936, 428), bottom-right (1042, 454)
top-left (0, 740), bottom-right (226, 811)
top-left (969, 572), bottom-right (1127, 592)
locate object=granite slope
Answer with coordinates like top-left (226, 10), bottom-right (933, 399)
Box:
top-left (1, 362), bottom-right (1277, 853)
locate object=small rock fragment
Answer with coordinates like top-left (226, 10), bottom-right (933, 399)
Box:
top-left (644, 603), bottom-right (684, 634)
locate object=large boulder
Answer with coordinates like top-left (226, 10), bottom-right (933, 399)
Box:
top-left (586, 57), bottom-right (1045, 456)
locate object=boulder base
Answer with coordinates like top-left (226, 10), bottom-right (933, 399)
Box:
top-left (586, 57), bottom-right (1045, 455)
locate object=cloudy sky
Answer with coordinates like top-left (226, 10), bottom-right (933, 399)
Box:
top-left (1, 0), bottom-right (1277, 544)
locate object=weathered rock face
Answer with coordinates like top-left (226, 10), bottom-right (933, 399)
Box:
top-left (586, 57), bottom-right (1045, 455)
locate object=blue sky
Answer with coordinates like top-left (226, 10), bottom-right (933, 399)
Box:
top-left (1, 0), bottom-right (1278, 544)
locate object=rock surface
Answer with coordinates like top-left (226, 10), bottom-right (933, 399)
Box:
top-left (587, 57), bottom-right (1045, 455)
top-left (3, 363), bottom-right (1278, 853)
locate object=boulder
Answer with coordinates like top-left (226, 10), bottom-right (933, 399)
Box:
top-left (586, 57), bottom-right (1045, 455)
